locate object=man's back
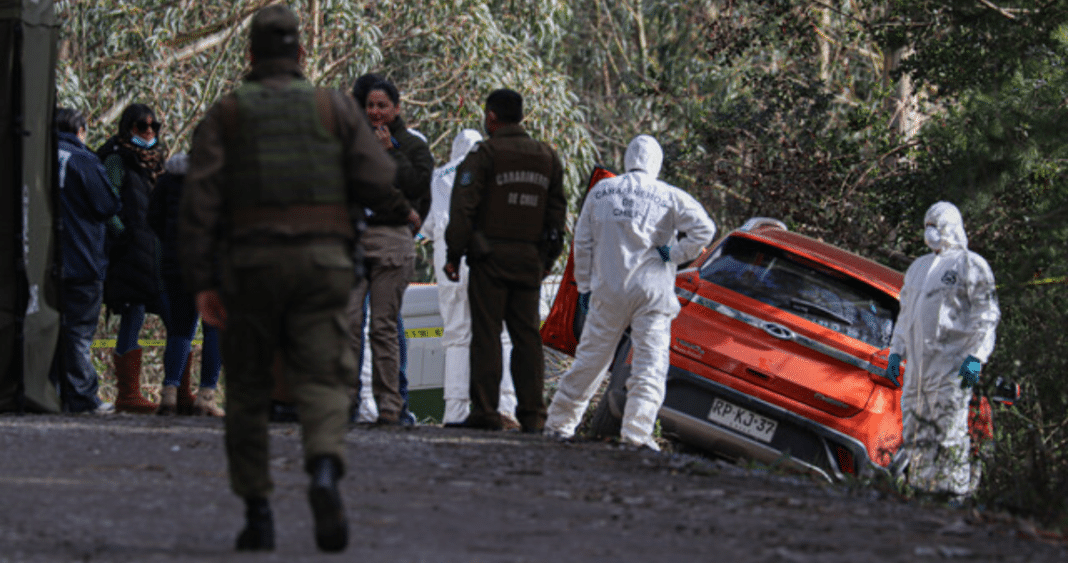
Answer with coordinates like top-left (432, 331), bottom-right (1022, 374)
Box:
top-left (181, 67), bottom-right (405, 295)
top-left (57, 132), bottom-right (120, 281)
top-left (177, 5), bottom-right (414, 553)
top-left (447, 123), bottom-right (565, 286)
top-left (573, 136), bottom-right (714, 304)
top-left (578, 172), bottom-right (691, 289)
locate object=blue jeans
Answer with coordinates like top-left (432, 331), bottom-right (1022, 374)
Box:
top-left (160, 278), bottom-right (222, 388)
top-left (55, 280), bottom-right (105, 412)
top-left (115, 302), bottom-right (146, 356)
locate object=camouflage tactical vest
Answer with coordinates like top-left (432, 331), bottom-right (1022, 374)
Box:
top-left (228, 80), bottom-right (344, 208)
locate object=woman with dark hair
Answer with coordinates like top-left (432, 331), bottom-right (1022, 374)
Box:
top-left (96, 103), bottom-right (168, 414)
top-left (347, 76), bottom-right (433, 424)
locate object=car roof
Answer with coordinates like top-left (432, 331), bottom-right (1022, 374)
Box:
top-left (729, 223), bottom-right (904, 298)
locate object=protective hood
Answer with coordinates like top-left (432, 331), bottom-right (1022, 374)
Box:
top-left (624, 134), bottom-right (663, 178)
top-left (450, 129), bottom-right (483, 162)
top-left (165, 153), bottom-right (188, 175)
top-left (924, 201), bottom-right (968, 251)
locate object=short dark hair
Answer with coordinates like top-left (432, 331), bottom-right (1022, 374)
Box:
top-left (55, 107), bottom-right (86, 135)
top-left (249, 5), bottom-right (300, 61)
top-left (352, 73), bottom-right (383, 109)
top-left (485, 89), bottom-right (523, 124)
top-left (367, 79), bottom-right (400, 106)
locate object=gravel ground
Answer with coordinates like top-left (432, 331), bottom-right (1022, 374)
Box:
top-left (0, 413), bottom-right (1065, 562)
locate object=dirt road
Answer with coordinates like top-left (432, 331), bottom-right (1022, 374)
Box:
top-left (0, 413), bottom-right (1063, 562)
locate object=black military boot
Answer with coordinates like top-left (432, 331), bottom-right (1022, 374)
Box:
top-left (307, 455), bottom-right (348, 552)
top-left (235, 497), bottom-right (275, 551)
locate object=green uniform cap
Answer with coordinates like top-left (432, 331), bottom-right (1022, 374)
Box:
top-left (250, 5), bottom-right (300, 60)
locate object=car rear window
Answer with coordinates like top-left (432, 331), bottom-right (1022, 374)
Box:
top-left (699, 236), bottom-right (897, 348)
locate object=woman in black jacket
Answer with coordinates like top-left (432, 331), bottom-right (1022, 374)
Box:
top-left (96, 103), bottom-right (167, 414)
top-left (148, 153), bottom-right (224, 416)
top-left (348, 76), bottom-right (434, 424)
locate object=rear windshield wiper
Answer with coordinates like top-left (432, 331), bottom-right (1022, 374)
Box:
top-left (788, 297), bottom-right (853, 325)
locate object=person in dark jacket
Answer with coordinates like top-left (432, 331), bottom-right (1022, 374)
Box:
top-left (179, 5), bottom-right (417, 552)
top-left (347, 77), bottom-right (434, 425)
top-left (444, 88), bottom-right (567, 432)
top-left (53, 107), bottom-right (122, 413)
top-left (96, 103), bottom-right (167, 414)
top-left (147, 153), bottom-right (224, 416)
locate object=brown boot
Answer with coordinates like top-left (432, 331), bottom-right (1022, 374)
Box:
top-left (157, 385), bottom-right (178, 415)
top-left (114, 349), bottom-right (157, 414)
top-left (193, 387), bottom-right (225, 417)
top-left (177, 352), bottom-right (196, 415)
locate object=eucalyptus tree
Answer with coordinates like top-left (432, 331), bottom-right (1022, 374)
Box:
top-left (55, 0), bottom-right (596, 202)
top-left (873, 0), bottom-right (1068, 522)
top-left (548, 1), bottom-right (924, 252)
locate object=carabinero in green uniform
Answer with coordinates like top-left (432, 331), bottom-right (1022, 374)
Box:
top-left (444, 89), bottom-right (566, 432)
top-left (178, 5), bottom-right (416, 554)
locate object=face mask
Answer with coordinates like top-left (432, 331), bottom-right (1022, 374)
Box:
top-left (924, 225), bottom-right (942, 251)
top-left (130, 135), bottom-right (157, 149)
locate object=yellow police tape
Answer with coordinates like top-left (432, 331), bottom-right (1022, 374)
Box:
top-left (1022, 276), bottom-right (1068, 287)
top-left (91, 327), bottom-right (446, 348)
top-left (92, 339), bottom-right (178, 349)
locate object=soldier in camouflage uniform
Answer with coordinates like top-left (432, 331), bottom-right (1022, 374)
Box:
top-left (179, 5), bottom-right (417, 553)
top-left (444, 89), bottom-right (566, 432)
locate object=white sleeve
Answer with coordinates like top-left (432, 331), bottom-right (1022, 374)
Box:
top-left (420, 202), bottom-right (439, 240)
top-left (421, 167), bottom-right (451, 240)
top-left (669, 188), bottom-right (716, 264)
top-left (963, 252), bottom-right (1000, 363)
top-left (889, 261), bottom-right (920, 358)
top-left (573, 194), bottom-right (595, 294)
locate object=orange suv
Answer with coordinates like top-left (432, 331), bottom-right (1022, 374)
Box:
top-left (542, 168), bottom-right (904, 480)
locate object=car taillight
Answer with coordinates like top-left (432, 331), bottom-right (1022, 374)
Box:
top-left (835, 446), bottom-right (855, 475)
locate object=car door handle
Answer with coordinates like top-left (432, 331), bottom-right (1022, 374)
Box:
top-left (746, 368), bottom-right (772, 380)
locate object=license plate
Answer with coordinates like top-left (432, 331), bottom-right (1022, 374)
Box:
top-left (707, 398), bottom-right (778, 443)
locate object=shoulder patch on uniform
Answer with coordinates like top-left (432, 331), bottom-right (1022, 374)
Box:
top-left (459, 170), bottom-right (474, 186)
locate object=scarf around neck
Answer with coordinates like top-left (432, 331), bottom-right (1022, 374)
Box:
top-left (117, 135), bottom-right (167, 184)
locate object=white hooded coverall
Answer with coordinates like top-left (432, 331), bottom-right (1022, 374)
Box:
top-left (544, 135), bottom-right (716, 449)
top-left (890, 201), bottom-right (1000, 496)
top-left (421, 129), bottom-right (517, 424)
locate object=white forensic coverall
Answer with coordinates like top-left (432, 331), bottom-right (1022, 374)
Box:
top-left (544, 135), bottom-right (716, 449)
top-left (421, 129), bottom-right (518, 424)
top-left (890, 201), bottom-right (1000, 496)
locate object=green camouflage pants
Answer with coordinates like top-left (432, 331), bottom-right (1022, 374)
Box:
top-left (220, 241), bottom-right (355, 498)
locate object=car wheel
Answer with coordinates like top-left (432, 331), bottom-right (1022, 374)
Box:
top-left (587, 336), bottom-right (632, 439)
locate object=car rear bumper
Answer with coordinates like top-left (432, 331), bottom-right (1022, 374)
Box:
top-left (659, 366), bottom-right (888, 482)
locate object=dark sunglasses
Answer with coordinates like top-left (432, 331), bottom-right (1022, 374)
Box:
top-left (135, 119), bottom-right (161, 133)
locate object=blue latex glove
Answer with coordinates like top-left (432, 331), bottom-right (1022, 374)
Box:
top-left (657, 245), bottom-right (672, 262)
top-left (883, 353), bottom-right (902, 388)
top-left (959, 354), bottom-right (982, 389)
top-left (578, 292), bottom-right (591, 316)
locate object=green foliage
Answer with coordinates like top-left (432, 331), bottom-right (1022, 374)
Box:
top-left (896, 30), bottom-right (1068, 527)
top-left (881, 0), bottom-right (1068, 96)
top-left (984, 284), bottom-right (1068, 526)
top-left (571, 0), bottom-right (1068, 528)
top-left (55, 0), bottom-right (1068, 530)
top-left (659, 1), bottom-right (912, 264)
top-left (55, 0), bottom-right (597, 203)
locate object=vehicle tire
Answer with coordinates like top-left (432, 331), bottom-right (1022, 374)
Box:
top-left (588, 336), bottom-right (632, 439)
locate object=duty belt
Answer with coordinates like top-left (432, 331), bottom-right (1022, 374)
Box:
top-left (231, 203), bottom-right (355, 241)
